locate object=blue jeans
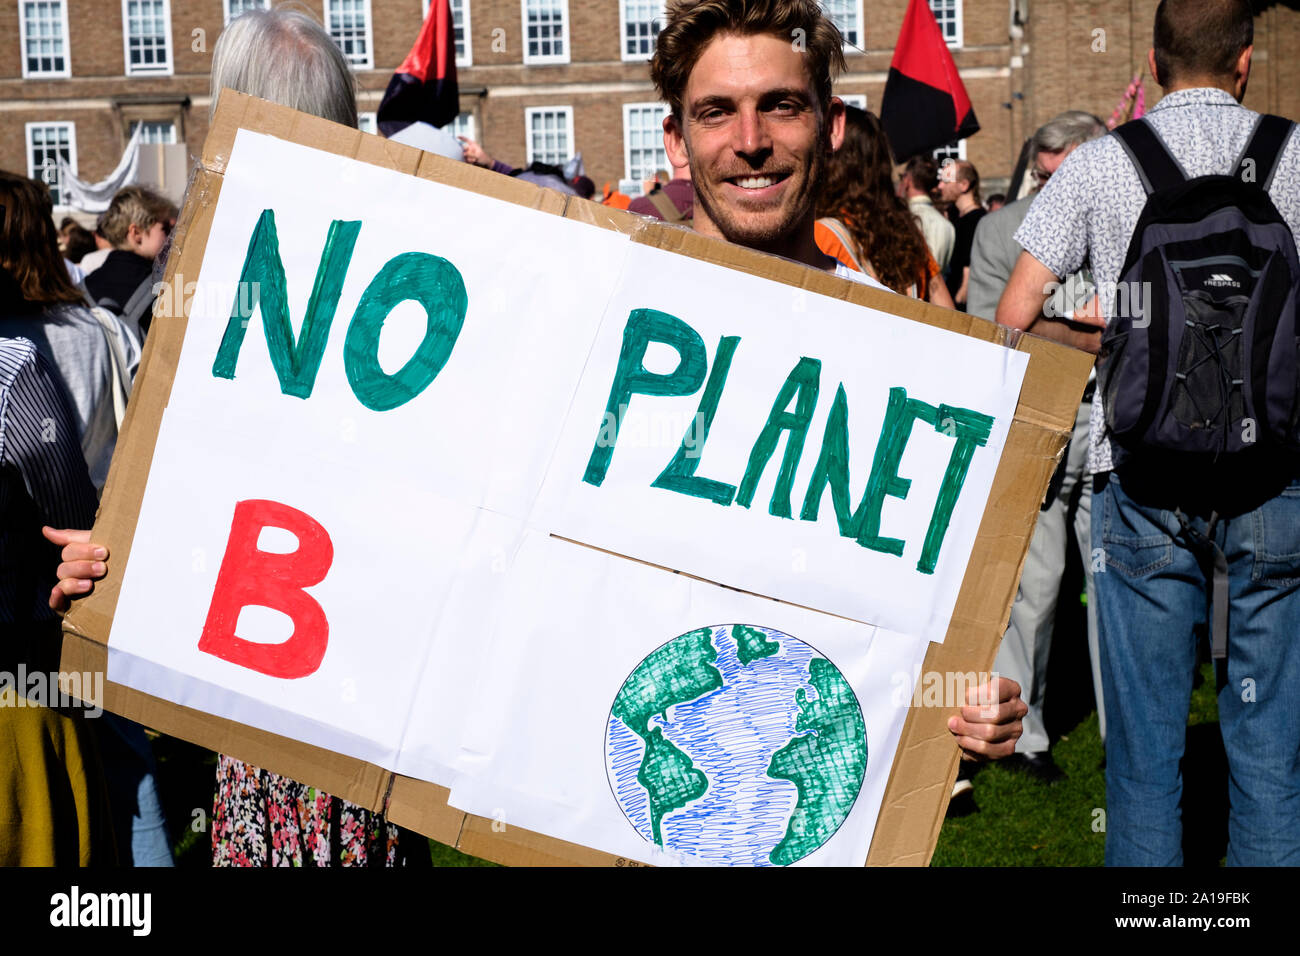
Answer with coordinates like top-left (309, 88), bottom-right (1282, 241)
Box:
top-left (100, 714), bottom-right (174, 867)
top-left (1093, 468), bottom-right (1300, 866)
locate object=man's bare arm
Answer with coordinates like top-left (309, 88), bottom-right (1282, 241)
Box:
top-left (927, 276), bottom-right (956, 310)
top-left (996, 250), bottom-right (1103, 353)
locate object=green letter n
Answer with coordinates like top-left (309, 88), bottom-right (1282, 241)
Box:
top-left (211, 209), bottom-right (362, 399)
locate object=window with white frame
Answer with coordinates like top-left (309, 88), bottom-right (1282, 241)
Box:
top-left (928, 0), bottom-right (962, 46)
top-left (451, 0), bottom-right (471, 66)
top-left (122, 0), bottom-right (172, 75)
top-left (620, 0), bottom-right (663, 61)
top-left (452, 112), bottom-right (475, 143)
top-left (838, 93), bottom-right (867, 111)
top-left (20, 1), bottom-right (71, 77)
top-left (525, 107), bottom-right (572, 165)
top-left (223, 0), bottom-right (267, 23)
top-left (26, 122), bottom-right (76, 207)
top-left (358, 112), bottom-right (377, 135)
top-left (933, 139), bottom-right (967, 165)
top-left (523, 0), bottom-right (568, 64)
top-left (326, 0), bottom-right (373, 69)
top-left (819, 1), bottom-right (861, 48)
top-left (422, 0), bottom-right (472, 66)
top-left (623, 103), bottom-right (668, 191)
top-left (131, 120), bottom-right (177, 143)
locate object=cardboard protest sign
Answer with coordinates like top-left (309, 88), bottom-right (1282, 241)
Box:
top-left (62, 94), bottom-right (1093, 866)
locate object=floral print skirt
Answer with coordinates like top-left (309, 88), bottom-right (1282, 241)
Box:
top-left (212, 755), bottom-right (402, 866)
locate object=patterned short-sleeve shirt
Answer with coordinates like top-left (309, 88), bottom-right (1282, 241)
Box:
top-left (1014, 88), bottom-right (1300, 473)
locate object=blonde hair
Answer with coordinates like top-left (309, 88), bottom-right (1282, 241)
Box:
top-left (98, 186), bottom-right (177, 248)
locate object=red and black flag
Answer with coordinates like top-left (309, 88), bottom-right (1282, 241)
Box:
top-left (378, 0), bottom-right (459, 137)
top-left (879, 0), bottom-right (979, 159)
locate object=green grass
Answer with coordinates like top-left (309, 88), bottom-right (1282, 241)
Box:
top-left (934, 662), bottom-right (1223, 866)
top-left (932, 711), bottom-right (1107, 866)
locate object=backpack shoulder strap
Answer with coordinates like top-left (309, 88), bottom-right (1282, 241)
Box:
top-left (1112, 119), bottom-right (1186, 195)
top-left (817, 217), bottom-right (865, 272)
top-left (120, 275), bottom-right (156, 338)
top-left (1237, 113), bottom-right (1296, 192)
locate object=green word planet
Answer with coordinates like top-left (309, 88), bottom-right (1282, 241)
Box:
top-left (606, 624), bottom-right (867, 866)
top-left (584, 309), bottom-right (995, 574)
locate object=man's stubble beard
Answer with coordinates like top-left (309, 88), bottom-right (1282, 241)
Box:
top-left (689, 125), bottom-right (832, 249)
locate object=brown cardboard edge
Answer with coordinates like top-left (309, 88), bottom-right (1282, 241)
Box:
top-left (60, 94), bottom-right (1094, 867)
top-left (60, 630), bottom-right (389, 809)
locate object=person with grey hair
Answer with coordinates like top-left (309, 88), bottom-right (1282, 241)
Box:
top-left (968, 111), bottom-right (1107, 321)
top-left (209, 6), bottom-right (357, 128)
top-left (959, 110), bottom-right (1107, 795)
top-left (201, 5), bottom-right (417, 867)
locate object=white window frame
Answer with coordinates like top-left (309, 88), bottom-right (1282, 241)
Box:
top-left (326, 0), bottom-right (374, 70)
top-left (522, 0), bottom-right (569, 66)
top-left (25, 121), bottom-right (77, 208)
top-left (131, 119), bottom-right (178, 144)
top-left (524, 106), bottom-right (574, 165)
top-left (838, 93), bottom-right (867, 110)
top-left (819, 0), bottom-right (863, 50)
top-left (622, 102), bottom-right (669, 192)
top-left (452, 112), bottom-right (476, 144)
top-left (422, 0), bottom-right (473, 67)
top-left (452, 0), bottom-right (472, 67)
top-left (19, 1), bottom-right (72, 79)
top-left (223, 0), bottom-right (268, 25)
top-left (619, 0), bottom-right (664, 63)
top-left (357, 112), bottom-right (377, 135)
top-left (929, 0), bottom-right (963, 48)
top-left (121, 0), bottom-right (173, 76)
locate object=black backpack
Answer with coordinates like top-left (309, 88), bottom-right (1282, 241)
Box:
top-left (1099, 114), bottom-right (1300, 457)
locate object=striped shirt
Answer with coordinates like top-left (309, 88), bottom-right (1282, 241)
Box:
top-left (0, 338), bottom-right (98, 628)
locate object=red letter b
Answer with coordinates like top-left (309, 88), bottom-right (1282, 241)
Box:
top-left (198, 499), bottom-right (334, 678)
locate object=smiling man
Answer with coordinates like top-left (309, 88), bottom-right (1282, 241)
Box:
top-left (647, 0), bottom-right (1027, 763)
top-left (651, 0), bottom-right (852, 274)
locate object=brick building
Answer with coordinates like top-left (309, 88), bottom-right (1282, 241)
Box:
top-left (3, 0), bottom-right (1298, 209)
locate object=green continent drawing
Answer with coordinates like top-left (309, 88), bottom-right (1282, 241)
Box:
top-left (766, 657), bottom-right (868, 866)
top-left (730, 624), bottom-right (781, 665)
top-left (639, 728), bottom-right (709, 844)
top-left (611, 627), bottom-right (723, 845)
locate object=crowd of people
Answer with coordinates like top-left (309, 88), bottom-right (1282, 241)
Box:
top-left (5, 0), bottom-right (1296, 868)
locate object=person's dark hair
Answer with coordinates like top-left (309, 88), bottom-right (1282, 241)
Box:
top-left (61, 222), bottom-right (97, 263)
top-left (1153, 0), bottom-right (1254, 88)
top-left (651, 0), bottom-right (846, 120)
top-left (902, 154), bottom-right (940, 196)
top-left (572, 175), bottom-right (596, 200)
top-left (816, 107), bottom-right (933, 296)
top-left (985, 192), bottom-right (1006, 209)
top-left (0, 171), bottom-right (85, 312)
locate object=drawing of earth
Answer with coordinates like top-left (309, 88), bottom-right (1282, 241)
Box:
top-left (605, 624), bottom-right (867, 866)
